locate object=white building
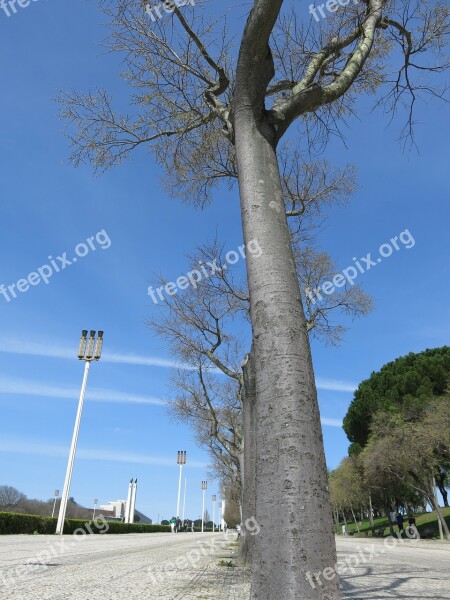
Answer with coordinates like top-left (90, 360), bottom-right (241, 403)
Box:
top-left (99, 500), bottom-right (126, 519)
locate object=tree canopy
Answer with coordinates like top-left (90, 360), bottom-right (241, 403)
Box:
top-left (343, 346), bottom-right (450, 449)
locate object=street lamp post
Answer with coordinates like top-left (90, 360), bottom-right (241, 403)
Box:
top-left (221, 490), bottom-right (226, 532)
top-left (51, 490), bottom-right (59, 518)
top-left (176, 451), bottom-right (186, 519)
top-left (55, 330), bottom-right (104, 535)
top-left (93, 499), bottom-right (98, 520)
top-left (182, 477), bottom-right (187, 524)
top-left (201, 481), bottom-right (207, 533)
top-left (212, 495), bottom-right (216, 532)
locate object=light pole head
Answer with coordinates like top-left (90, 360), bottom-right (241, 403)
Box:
top-left (201, 481), bottom-right (207, 490)
top-left (78, 330), bottom-right (104, 361)
top-left (85, 330), bottom-right (96, 359)
top-left (212, 495), bottom-right (216, 502)
top-left (177, 450), bottom-right (186, 465)
top-left (77, 330), bottom-right (88, 359)
top-left (94, 331), bottom-right (103, 360)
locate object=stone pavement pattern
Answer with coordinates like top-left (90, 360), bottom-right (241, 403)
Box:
top-left (336, 537), bottom-right (450, 599)
top-left (1, 532), bottom-right (449, 599)
top-left (0, 532), bottom-right (246, 600)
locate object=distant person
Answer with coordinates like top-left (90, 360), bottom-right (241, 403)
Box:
top-left (169, 516), bottom-right (176, 533)
top-left (184, 520), bottom-right (189, 533)
top-left (224, 522), bottom-right (228, 534)
top-left (176, 517), bottom-right (182, 533)
top-left (191, 521), bottom-right (195, 532)
top-left (396, 513), bottom-right (404, 534)
top-left (408, 515), bottom-right (418, 538)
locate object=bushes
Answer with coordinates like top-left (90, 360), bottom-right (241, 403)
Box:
top-left (0, 512), bottom-right (171, 535)
top-left (0, 512), bottom-right (55, 535)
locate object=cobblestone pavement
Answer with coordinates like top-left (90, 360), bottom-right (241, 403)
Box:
top-left (0, 532), bottom-right (247, 600)
top-left (1, 533), bottom-right (449, 599)
top-left (337, 537), bottom-right (450, 599)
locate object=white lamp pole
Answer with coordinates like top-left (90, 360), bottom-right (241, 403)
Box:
top-left (212, 495), bottom-right (216, 533)
top-left (129, 479), bottom-right (138, 524)
top-left (221, 491), bottom-right (226, 532)
top-left (176, 451), bottom-right (186, 519)
top-left (56, 330), bottom-right (103, 535)
top-left (201, 481), bottom-right (207, 533)
top-left (125, 478), bottom-right (133, 523)
top-left (51, 490), bottom-right (59, 518)
top-left (93, 499), bottom-right (98, 520)
top-left (182, 477), bottom-right (187, 523)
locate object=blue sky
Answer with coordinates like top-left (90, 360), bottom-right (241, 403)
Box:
top-left (0, 1), bottom-right (449, 522)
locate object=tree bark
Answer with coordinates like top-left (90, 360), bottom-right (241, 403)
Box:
top-left (240, 346), bottom-right (257, 564)
top-left (234, 104), bottom-right (339, 599)
top-left (429, 480), bottom-right (450, 540)
top-left (333, 509), bottom-right (340, 535)
top-left (436, 471), bottom-right (449, 508)
top-left (385, 505), bottom-right (395, 537)
top-left (350, 506), bottom-right (360, 533)
top-left (368, 494), bottom-right (374, 530)
top-left (341, 509), bottom-right (348, 535)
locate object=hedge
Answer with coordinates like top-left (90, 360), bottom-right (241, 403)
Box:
top-left (0, 512), bottom-right (171, 535)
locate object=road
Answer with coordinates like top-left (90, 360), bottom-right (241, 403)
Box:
top-left (0, 532), bottom-right (449, 599)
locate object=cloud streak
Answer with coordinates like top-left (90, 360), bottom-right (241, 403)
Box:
top-left (0, 375), bottom-right (165, 406)
top-left (321, 417), bottom-right (343, 428)
top-left (0, 336), bottom-right (357, 392)
top-left (0, 436), bottom-right (207, 468)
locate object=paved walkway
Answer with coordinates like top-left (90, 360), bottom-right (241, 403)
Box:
top-left (1, 532), bottom-right (449, 599)
top-left (337, 536), bottom-right (450, 599)
top-left (0, 532), bottom-right (244, 599)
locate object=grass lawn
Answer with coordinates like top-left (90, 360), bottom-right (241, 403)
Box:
top-left (335, 507), bottom-right (450, 539)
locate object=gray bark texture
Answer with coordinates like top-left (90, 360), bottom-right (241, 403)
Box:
top-left (233, 4), bottom-right (339, 596)
top-left (240, 347), bottom-right (257, 564)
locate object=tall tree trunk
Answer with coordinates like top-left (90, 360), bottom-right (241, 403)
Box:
top-left (429, 480), bottom-right (450, 540)
top-left (333, 509), bottom-right (340, 535)
top-left (240, 346), bottom-right (257, 564)
top-left (234, 66), bottom-right (340, 600)
top-left (341, 509), bottom-right (348, 535)
top-left (385, 505), bottom-right (395, 537)
top-left (350, 506), bottom-right (360, 533)
top-left (368, 494), bottom-right (374, 529)
top-left (436, 471), bottom-right (449, 508)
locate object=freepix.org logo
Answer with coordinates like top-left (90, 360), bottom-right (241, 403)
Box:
top-left (0, 229), bottom-right (112, 304)
top-left (1, 0), bottom-right (40, 18)
top-left (145, 0), bottom-right (195, 23)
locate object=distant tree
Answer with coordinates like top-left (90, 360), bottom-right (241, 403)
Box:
top-left (344, 347), bottom-right (450, 505)
top-left (344, 347), bottom-right (450, 448)
top-left (161, 519), bottom-right (170, 525)
top-left (361, 398), bottom-right (450, 539)
top-left (330, 456), bottom-right (368, 532)
top-left (0, 486), bottom-right (26, 510)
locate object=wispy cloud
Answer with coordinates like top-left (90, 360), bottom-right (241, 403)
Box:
top-left (0, 436), bottom-right (207, 468)
top-left (0, 336), bottom-right (357, 393)
top-left (0, 336), bottom-right (195, 371)
top-left (316, 378), bottom-right (356, 393)
top-left (321, 417), bottom-right (343, 428)
top-left (102, 351), bottom-right (195, 370)
top-left (0, 375), bottom-right (166, 406)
